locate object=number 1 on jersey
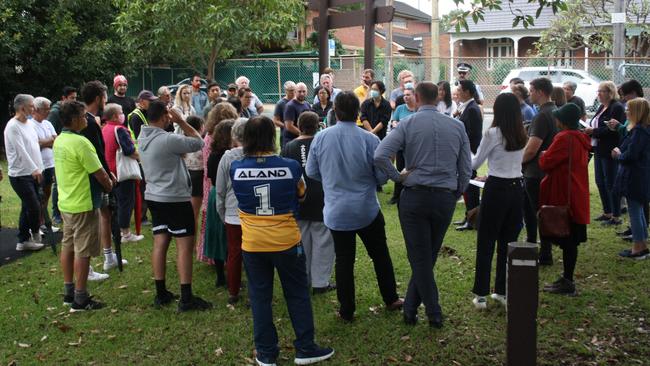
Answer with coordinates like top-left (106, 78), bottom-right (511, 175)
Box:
top-left (254, 184), bottom-right (275, 216)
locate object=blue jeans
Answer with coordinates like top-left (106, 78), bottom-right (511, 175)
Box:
top-left (9, 176), bottom-right (41, 242)
top-left (242, 245), bottom-right (316, 362)
top-left (594, 153), bottom-right (620, 217)
top-left (628, 199), bottom-right (648, 242)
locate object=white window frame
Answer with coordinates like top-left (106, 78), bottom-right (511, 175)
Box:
top-left (393, 17), bottom-right (407, 29)
top-left (486, 38), bottom-right (514, 70)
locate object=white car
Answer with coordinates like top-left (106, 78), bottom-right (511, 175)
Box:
top-left (500, 67), bottom-right (601, 110)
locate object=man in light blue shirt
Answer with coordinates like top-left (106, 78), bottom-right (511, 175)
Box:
top-left (306, 91), bottom-right (402, 322)
top-left (374, 82), bottom-right (471, 328)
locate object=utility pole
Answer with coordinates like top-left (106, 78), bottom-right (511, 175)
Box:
top-left (431, 0), bottom-right (440, 81)
top-left (612, 0), bottom-right (626, 83)
top-left (385, 0), bottom-right (394, 91)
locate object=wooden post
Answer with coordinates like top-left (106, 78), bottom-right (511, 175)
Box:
top-left (318, 0), bottom-right (329, 74)
top-left (364, 0), bottom-right (375, 70)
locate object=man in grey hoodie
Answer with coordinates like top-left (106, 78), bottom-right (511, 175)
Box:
top-left (138, 100), bottom-right (213, 312)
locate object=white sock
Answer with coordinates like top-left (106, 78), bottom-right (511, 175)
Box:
top-left (103, 248), bottom-right (113, 261)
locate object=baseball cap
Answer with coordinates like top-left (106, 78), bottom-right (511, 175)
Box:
top-left (137, 90), bottom-right (158, 101)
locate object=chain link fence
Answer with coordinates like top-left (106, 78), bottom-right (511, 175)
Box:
top-left (129, 56), bottom-right (650, 109)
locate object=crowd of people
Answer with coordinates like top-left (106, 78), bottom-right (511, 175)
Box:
top-left (3, 62), bottom-right (650, 366)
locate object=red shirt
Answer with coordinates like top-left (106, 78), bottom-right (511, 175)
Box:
top-left (539, 129), bottom-right (591, 225)
top-left (101, 121), bottom-right (135, 176)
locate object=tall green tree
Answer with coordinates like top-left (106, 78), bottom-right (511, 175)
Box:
top-left (0, 0), bottom-right (132, 105)
top-left (114, 0), bottom-right (305, 81)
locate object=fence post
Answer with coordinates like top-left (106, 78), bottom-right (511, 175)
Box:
top-left (507, 241), bottom-right (539, 366)
top-left (276, 59), bottom-right (282, 102)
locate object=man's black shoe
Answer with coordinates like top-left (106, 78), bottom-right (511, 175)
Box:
top-left (455, 222), bottom-right (474, 231)
top-left (453, 218), bottom-right (467, 226)
top-left (428, 314), bottom-right (443, 329)
top-left (178, 295), bottom-right (213, 312)
top-left (388, 197), bottom-right (399, 205)
top-left (70, 296), bottom-right (105, 313)
top-left (403, 313), bottom-right (417, 325)
top-left (538, 257), bottom-right (553, 266)
top-left (543, 277), bottom-right (576, 296)
top-left (616, 227), bottom-right (632, 236)
top-left (312, 283), bottom-right (336, 295)
top-left (154, 290), bottom-right (178, 308)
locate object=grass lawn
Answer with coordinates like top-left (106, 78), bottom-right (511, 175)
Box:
top-left (0, 160), bottom-right (648, 366)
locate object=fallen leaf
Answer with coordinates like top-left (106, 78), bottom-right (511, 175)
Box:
top-left (386, 356), bottom-right (399, 363)
top-left (40, 335), bottom-right (48, 342)
top-left (141, 290), bottom-right (152, 294)
top-left (107, 335), bottom-right (116, 340)
top-left (68, 337), bottom-right (82, 346)
top-left (404, 354), bottom-right (413, 362)
top-left (214, 348), bottom-right (224, 356)
top-left (17, 343), bottom-right (31, 348)
top-left (401, 335), bottom-right (410, 341)
top-left (118, 285), bottom-right (128, 289)
top-left (57, 323), bottom-right (72, 333)
top-left (110, 309), bottom-right (118, 314)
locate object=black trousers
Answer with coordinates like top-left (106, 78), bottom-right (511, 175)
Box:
top-left (329, 212), bottom-right (399, 319)
top-left (472, 177), bottom-right (524, 296)
top-left (9, 176), bottom-right (41, 242)
top-left (464, 170), bottom-right (480, 215)
top-left (392, 151), bottom-right (405, 200)
top-left (523, 177), bottom-right (552, 259)
top-left (399, 187), bottom-right (456, 318)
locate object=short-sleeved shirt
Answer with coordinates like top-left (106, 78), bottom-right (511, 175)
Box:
top-left (230, 155), bottom-right (305, 252)
top-left (53, 131), bottom-right (103, 213)
top-left (523, 102), bottom-right (558, 179)
top-left (360, 98), bottom-right (392, 140)
top-left (282, 137), bottom-right (324, 221)
top-left (107, 94), bottom-right (136, 123)
top-left (31, 119), bottom-right (57, 169)
top-left (283, 99), bottom-right (311, 144)
top-left (392, 104), bottom-right (416, 123)
top-left (274, 98), bottom-right (290, 123)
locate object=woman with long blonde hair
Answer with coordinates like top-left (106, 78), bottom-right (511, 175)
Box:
top-left (172, 84), bottom-right (196, 121)
top-left (612, 97), bottom-right (650, 259)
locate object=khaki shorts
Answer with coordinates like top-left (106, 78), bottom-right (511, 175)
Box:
top-left (61, 210), bottom-right (100, 257)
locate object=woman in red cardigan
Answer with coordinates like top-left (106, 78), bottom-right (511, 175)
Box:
top-left (539, 103), bottom-right (592, 295)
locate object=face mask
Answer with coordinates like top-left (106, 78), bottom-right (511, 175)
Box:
top-left (370, 90), bottom-right (380, 98)
top-left (118, 113), bottom-right (125, 124)
top-left (404, 82), bottom-right (414, 90)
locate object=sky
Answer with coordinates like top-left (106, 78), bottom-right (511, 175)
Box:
top-left (399, 0), bottom-right (471, 16)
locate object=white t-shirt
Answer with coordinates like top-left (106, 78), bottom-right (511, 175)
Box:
top-left (4, 118), bottom-right (44, 177)
top-left (30, 118), bottom-right (57, 169)
top-left (471, 127), bottom-right (524, 179)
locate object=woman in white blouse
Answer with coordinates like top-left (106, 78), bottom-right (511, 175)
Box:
top-left (470, 93), bottom-right (528, 309)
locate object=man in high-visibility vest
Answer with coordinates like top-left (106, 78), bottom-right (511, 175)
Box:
top-left (127, 90), bottom-right (157, 145)
top-left (128, 90), bottom-right (158, 226)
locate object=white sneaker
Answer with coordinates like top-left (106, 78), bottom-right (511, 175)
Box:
top-left (87, 266), bottom-right (109, 281)
top-left (121, 232), bottom-right (144, 243)
top-left (16, 241), bottom-right (45, 251)
top-left (472, 296), bottom-right (487, 310)
top-left (103, 254), bottom-right (128, 271)
top-left (32, 232), bottom-right (43, 244)
top-left (490, 293), bottom-right (507, 306)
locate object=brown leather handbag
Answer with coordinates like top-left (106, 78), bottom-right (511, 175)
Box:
top-left (538, 136), bottom-right (573, 239)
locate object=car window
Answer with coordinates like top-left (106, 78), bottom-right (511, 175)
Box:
top-left (518, 71), bottom-right (540, 81)
top-left (539, 70), bottom-right (561, 82)
top-left (561, 71), bottom-right (584, 84)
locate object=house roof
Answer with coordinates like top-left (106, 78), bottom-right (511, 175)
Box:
top-left (449, 0), bottom-right (558, 33)
top-left (375, 29), bottom-right (422, 52)
top-left (392, 1), bottom-right (431, 22)
top-left (449, 0), bottom-right (650, 34)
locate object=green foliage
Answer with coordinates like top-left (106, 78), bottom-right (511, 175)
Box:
top-left (303, 31), bottom-right (346, 55)
top-left (114, 0), bottom-right (304, 80)
top-left (0, 0), bottom-right (133, 103)
top-left (492, 59), bottom-right (516, 84)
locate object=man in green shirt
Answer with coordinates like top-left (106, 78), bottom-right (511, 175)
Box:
top-left (54, 101), bottom-right (113, 312)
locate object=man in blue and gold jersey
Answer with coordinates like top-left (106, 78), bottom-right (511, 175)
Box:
top-left (230, 116), bottom-right (334, 366)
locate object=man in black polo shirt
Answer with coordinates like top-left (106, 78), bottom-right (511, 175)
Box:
top-left (283, 82), bottom-right (311, 145)
top-left (522, 78), bottom-right (558, 265)
top-left (273, 81), bottom-right (296, 147)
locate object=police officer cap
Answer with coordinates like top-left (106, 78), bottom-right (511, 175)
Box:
top-left (457, 63), bottom-right (472, 72)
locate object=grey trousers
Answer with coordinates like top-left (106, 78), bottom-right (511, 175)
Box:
top-left (298, 220), bottom-right (335, 288)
